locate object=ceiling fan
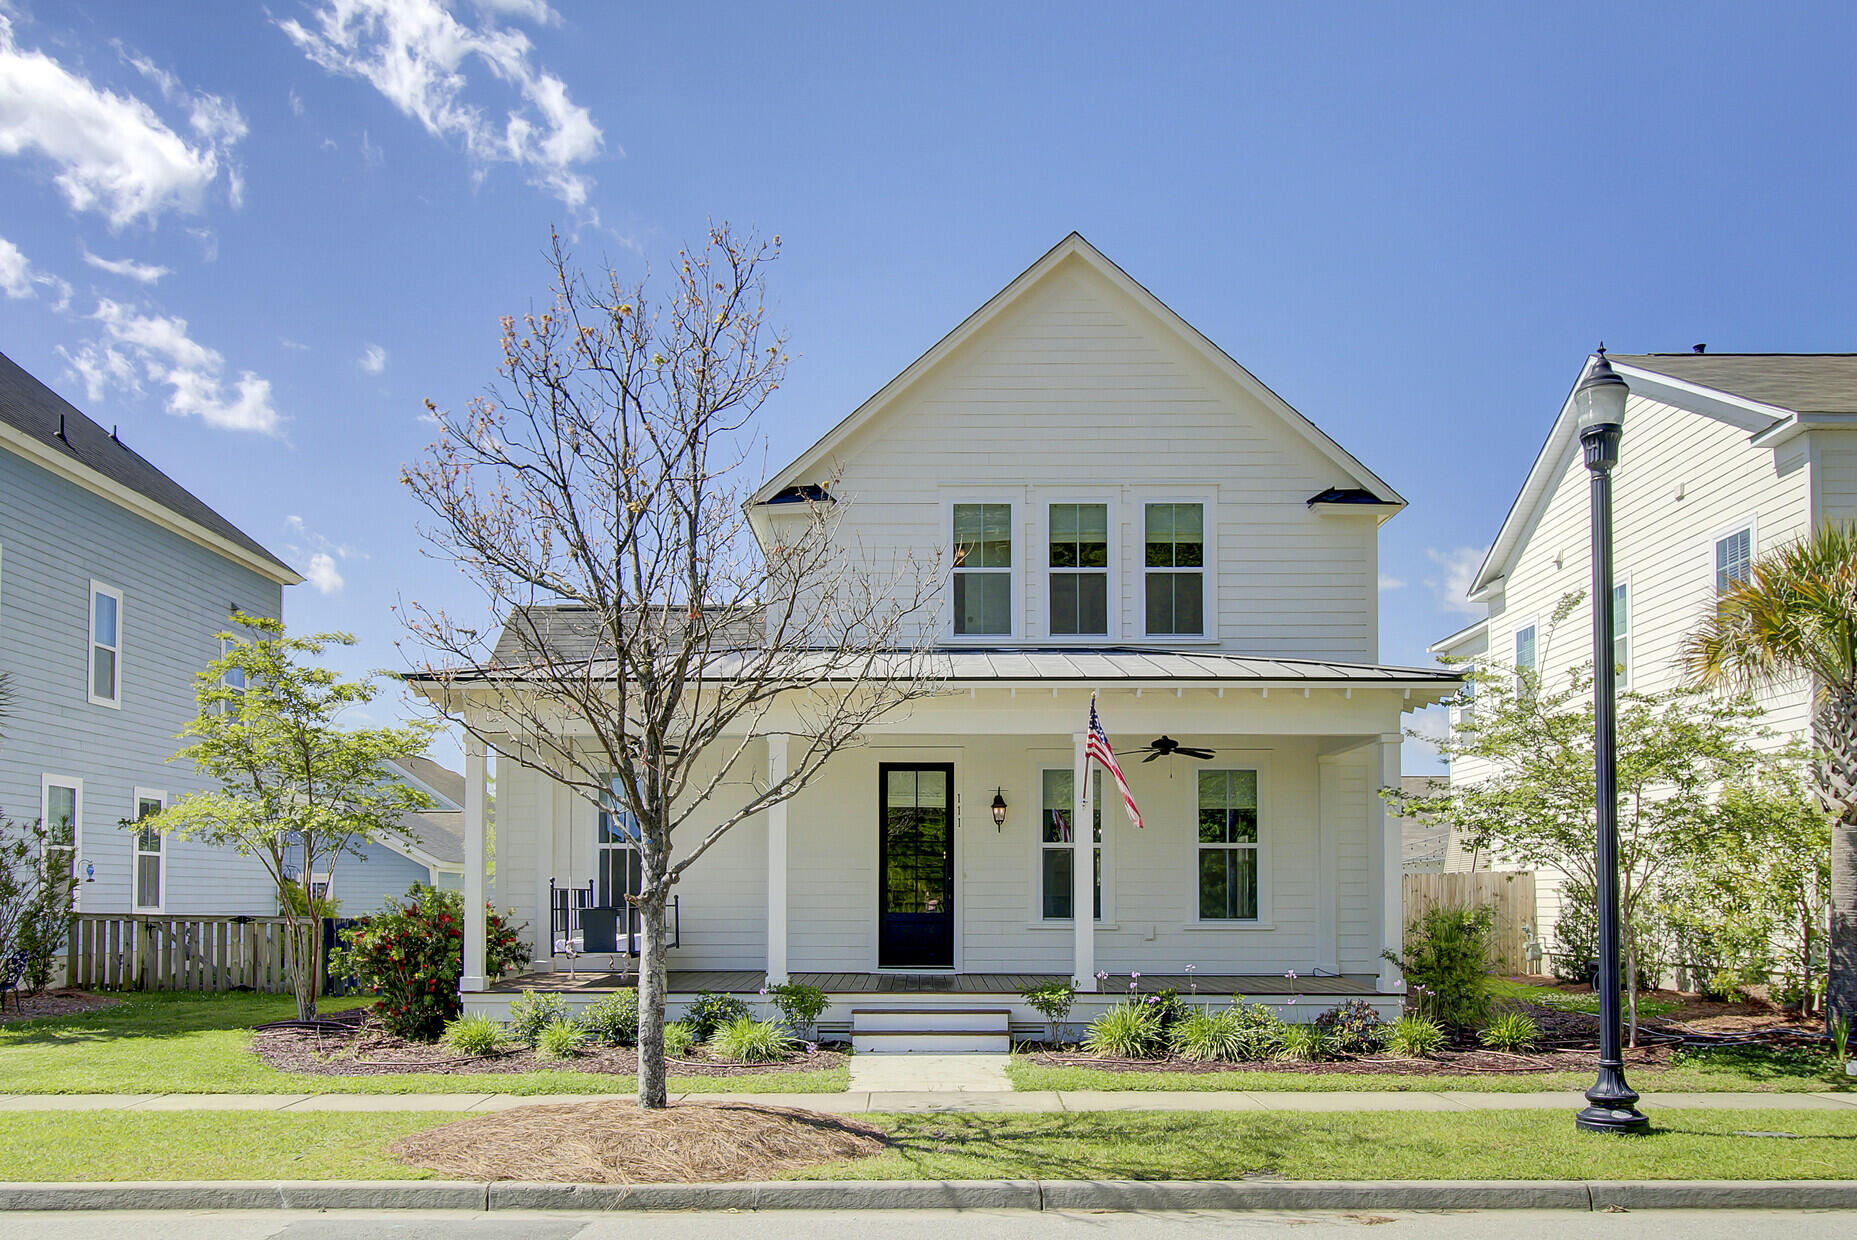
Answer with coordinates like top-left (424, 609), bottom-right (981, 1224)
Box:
top-left (1122, 735), bottom-right (1217, 763)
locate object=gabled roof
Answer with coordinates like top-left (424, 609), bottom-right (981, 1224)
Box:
top-left (0, 350), bottom-right (300, 584)
top-left (748, 233), bottom-right (1404, 516)
top-left (1464, 352), bottom-right (1857, 602)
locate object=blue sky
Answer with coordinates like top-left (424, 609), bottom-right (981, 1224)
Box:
top-left (3, 2), bottom-right (1853, 771)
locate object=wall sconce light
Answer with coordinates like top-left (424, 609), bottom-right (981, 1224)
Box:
top-left (991, 788), bottom-right (1008, 830)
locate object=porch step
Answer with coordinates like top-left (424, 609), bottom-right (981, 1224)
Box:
top-left (851, 1006), bottom-right (1011, 1054)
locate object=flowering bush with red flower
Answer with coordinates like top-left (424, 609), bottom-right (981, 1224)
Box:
top-left (331, 884), bottom-right (530, 1040)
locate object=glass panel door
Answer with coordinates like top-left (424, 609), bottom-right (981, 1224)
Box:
top-left (878, 763), bottom-right (954, 968)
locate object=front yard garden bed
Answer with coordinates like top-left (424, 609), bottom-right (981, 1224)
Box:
top-left (0, 988), bottom-right (121, 1025)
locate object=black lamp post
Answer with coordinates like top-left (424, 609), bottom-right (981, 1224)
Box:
top-left (1573, 347), bottom-right (1650, 1136)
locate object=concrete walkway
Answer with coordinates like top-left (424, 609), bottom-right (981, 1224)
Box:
top-left (2, 1089), bottom-right (1854, 1114)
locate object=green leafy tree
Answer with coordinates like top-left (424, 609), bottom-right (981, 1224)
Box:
top-left (1685, 522), bottom-right (1857, 1027)
top-left (145, 614), bottom-right (436, 1020)
top-left (1394, 595), bottom-right (1766, 1043)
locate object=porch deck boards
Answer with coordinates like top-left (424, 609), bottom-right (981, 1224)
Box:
top-left (488, 970), bottom-right (1379, 997)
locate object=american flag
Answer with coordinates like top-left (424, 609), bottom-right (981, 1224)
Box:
top-left (1082, 694), bottom-right (1144, 829)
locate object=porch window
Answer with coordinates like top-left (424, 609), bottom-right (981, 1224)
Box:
top-left (1197, 769), bottom-right (1258, 920)
top-left (1048, 503), bottom-right (1108, 636)
top-left (598, 774), bottom-right (643, 907)
top-left (1040, 768), bottom-right (1102, 920)
top-left (952, 503), bottom-right (1012, 635)
top-left (133, 790), bottom-right (166, 912)
top-left (1144, 503), bottom-right (1203, 635)
top-left (89, 582), bottom-right (122, 707)
top-left (42, 777), bottom-right (79, 887)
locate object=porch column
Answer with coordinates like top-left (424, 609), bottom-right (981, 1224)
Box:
top-left (1314, 754), bottom-right (1341, 976)
top-left (532, 769), bottom-right (557, 969)
top-left (1373, 733), bottom-right (1403, 991)
top-left (1072, 730), bottom-right (1095, 991)
top-left (766, 733), bottom-right (790, 986)
top-left (463, 734), bottom-right (489, 992)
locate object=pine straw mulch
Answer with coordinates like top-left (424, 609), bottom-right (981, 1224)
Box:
top-left (0, 988), bottom-right (122, 1025)
top-left (391, 1100), bottom-right (885, 1183)
top-left (252, 1006), bottom-right (848, 1079)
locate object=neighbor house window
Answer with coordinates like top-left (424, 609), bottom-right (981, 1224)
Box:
top-left (42, 777), bottom-right (79, 888)
top-left (1048, 503), bottom-right (1109, 636)
top-left (1716, 526), bottom-right (1753, 594)
top-left (133, 790), bottom-right (166, 912)
top-left (1040, 768), bottom-right (1102, 920)
top-left (1144, 503), bottom-right (1203, 635)
top-left (1514, 623), bottom-right (1537, 693)
top-left (1198, 769), bottom-right (1258, 920)
top-left (598, 774), bottom-right (642, 907)
top-left (1612, 582), bottom-right (1630, 688)
top-left (952, 503), bottom-right (1012, 636)
top-left (220, 635), bottom-right (247, 711)
top-left (89, 582), bottom-right (122, 707)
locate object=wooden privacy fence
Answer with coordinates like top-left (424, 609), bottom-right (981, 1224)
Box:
top-left (1402, 871), bottom-right (1540, 975)
top-left (65, 914), bottom-right (321, 994)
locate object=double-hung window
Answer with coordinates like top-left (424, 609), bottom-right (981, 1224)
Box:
top-left (1144, 503), bottom-right (1204, 636)
top-left (133, 790), bottom-right (166, 912)
top-left (42, 777), bottom-right (79, 889)
top-left (1197, 769), bottom-right (1258, 920)
top-left (1048, 503), bottom-right (1109, 636)
top-left (598, 774), bottom-right (643, 908)
top-left (1514, 622), bottom-right (1537, 693)
top-left (1612, 582), bottom-right (1630, 688)
top-left (1716, 526), bottom-right (1753, 594)
top-left (89, 582), bottom-right (122, 707)
top-left (220, 635), bottom-right (248, 712)
top-left (952, 503), bottom-right (1012, 636)
top-left (1040, 768), bottom-right (1102, 920)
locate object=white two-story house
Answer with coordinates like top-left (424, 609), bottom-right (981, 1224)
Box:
top-left (429, 234), bottom-right (1457, 1045)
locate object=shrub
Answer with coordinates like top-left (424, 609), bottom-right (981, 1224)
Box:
top-left (329, 884), bottom-right (531, 1041)
top-left (1273, 1023), bottom-right (1331, 1062)
top-left (1144, 988), bottom-right (1191, 1034)
top-left (507, 989), bottom-right (571, 1047)
top-left (1314, 999), bottom-right (1387, 1054)
top-left (1388, 1015), bottom-right (1445, 1057)
top-left (535, 1016), bottom-right (584, 1060)
top-left (710, 1015), bottom-right (794, 1063)
top-left (662, 1020), bottom-right (697, 1057)
top-left (1229, 1002), bottom-right (1286, 1060)
top-left (1479, 1010), bottom-right (1541, 1052)
top-left (1083, 1000), bottom-right (1163, 1058)
top-left (1020, 980), bottom-right (1078, 1044)
top-left (765, 982), bottom-right (829, 1040)
top-left (686, 991), bottom-right (753, 1040)
top-left (1384, 904), bottom-right (1495, 1030)
top-left (1170, 1007), bottom-right (1246, 1062)
top-left (442, 1013), bottom-right (505, 1056)
top-left (0, 818), bottom-right (76, 996)
top-left (581, 989), bottom-right (639, 1046)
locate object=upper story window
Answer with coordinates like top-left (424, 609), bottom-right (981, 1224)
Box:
top-left (1048, 503), bottom-right (1109, 636)
top-left (88, 582), bottom-right (122, 708)
top-left (1716, 526), bottom-right (1753, 594)
top-left (1514, 623), bottom-right (1537, 693)
top-left (1612, 582), bottom-right (1630, 688)
top-left (220, 635), bottom-right (248, 713)
top-left (952, 503), bottom-right (1012, 636)
top-left (1144, 502), bottom-right (1204, 636)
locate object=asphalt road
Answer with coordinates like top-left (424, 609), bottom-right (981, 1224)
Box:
top-left (6, 1210), bottom-right (1857, 1239)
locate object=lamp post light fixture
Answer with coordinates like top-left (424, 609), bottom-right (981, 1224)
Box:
top-left (991, 788), bottom-right (1009, 830)
top-left (1573, 346), bottom-right (1650, 1136)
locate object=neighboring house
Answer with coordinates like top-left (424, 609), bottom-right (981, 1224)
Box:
top-left (305, 756), bottom-right (470, 916)
top-left (1397, 775), bottom-right (1448, 874)
top-left (1430, 351), bottom-right (1857, 956)
top-left (422, 234), bottom-right (1458, 1042)
top-left (0, 350), bottom-right (301, 916)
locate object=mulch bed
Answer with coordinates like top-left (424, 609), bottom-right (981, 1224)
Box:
top-left (392, 1100), bottom-right (884, 1183)
top-left (252, 1007), bottom-right (848, 1079)
top-left (0, 988), bottom-right (122, 1026)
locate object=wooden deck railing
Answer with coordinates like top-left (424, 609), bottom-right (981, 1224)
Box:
top-left (65, 914), bottom-right (318, 994)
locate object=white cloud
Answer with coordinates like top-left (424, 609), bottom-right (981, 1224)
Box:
top-left (359, 342), bottom-right (387, 373)
top-left (469, 0), bottom-right (559, 23)
top-left (1403, 705), bottom-right (1453, 770)
top-left (278, 0), bottom-right (603, 209)
top-left (0, 17), bottom-right (243, 227)
top-left (358, 127), bottom-right (383, 166)
top-left (80, 244), bottom-right (169, 284)
top-left (64, 298), bottom-right (283, 434)
top-left (303, 551), bottom-right (344, 594)
top-left (288, 87), bottom-right (306, 116)
top-left (283, 514), bottom-right (363, 593)
top-left (0, 229), bottom-right (70, 305)
top-left (1378, 573), bottom-right (1405, 592)
top-left (1424, 546), bottom-right (1489, 617)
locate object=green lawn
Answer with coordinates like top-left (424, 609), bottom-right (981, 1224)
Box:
top-left (0, 993), bottom-right (845, 1095)
top-left (2, 1109), bottom-right (1855, 1182)
top-left (1488, 977), bottom-right (1682, 1020)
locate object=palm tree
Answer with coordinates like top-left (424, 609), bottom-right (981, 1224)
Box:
top-left (1685, 522), bottom-right (1857, 1026)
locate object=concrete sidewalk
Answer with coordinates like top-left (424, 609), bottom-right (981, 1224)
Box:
top-left (2, 1089), bottom-right (1854, 1114)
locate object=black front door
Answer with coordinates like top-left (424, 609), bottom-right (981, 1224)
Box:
top-left (878, 763), bottom-right (954, 968)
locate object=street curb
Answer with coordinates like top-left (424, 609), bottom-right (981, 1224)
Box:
top-left (7, 1179), bottom-right (1857, 1212)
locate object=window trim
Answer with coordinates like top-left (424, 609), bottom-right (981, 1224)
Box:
top-left (1710, 516), bottom-right (1758, 597)
top-left (88, 580), bottom-right (124, 708)
top-left (943, 492), bottom-right (1023, 642)
top-left (132, 788), bottom-right (167, 913)
top-left (1139, 492), bottom-right (1217, 643)
top-left (1191, 764), bottom-right (1267, 926)
top-left (1030, 762), bottom-right (1113, 926)
top-left (1039, 497), bottom-right (1117, 642)
top-left (1512, 617), bottom-right (1540, 694)
top-left (41, 774), bottom-right (82, 910)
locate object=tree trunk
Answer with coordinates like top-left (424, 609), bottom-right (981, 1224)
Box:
top-left (287, 912), bottom-right (318, 1021)
top-left (1815, 693), bottom-right (1857, 1031)
top-left (636, 893), bottom-right (670, 1110)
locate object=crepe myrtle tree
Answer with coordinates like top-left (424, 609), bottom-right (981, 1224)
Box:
top-left (401, 224), bottom-right (942, 1110)
top-left (148, 615), bottom-right (437, 1020)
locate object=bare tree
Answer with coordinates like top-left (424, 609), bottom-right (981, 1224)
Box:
top-left (402, 225), bottom-right (941, 1108)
